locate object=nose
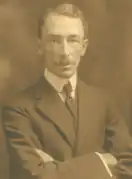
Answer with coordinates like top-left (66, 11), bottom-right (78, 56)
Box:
top-left (60, 39), bottom-right (69, 56)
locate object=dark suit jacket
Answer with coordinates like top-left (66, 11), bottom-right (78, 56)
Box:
top-left (0, 107), bottom-right (9, 179)
top-left (2, 77), bottom-right (132, 179)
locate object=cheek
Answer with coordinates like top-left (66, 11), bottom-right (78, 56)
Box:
top-left (71, 44), bottom-right (83, 55)
top-left (71, 49), bottom-right (82, 62)
top-left (44, 52), bottom-right (58, 67)
top-left (45, 47), bottom-right (59, 58)
top-left (75, 44), bottom-right (86, 56)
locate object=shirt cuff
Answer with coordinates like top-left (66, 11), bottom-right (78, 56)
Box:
top-left (35, 149), bottom-right (54, 163)
top-left (95, 152), bottom-right (114, 177)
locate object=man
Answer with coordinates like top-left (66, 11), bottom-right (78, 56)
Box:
top-left (3, 3), bottom-right (132, 179)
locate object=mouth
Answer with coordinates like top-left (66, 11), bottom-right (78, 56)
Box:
top-left (61, 65), bottom-right (72, 70)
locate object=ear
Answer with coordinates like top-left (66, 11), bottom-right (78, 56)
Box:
top-left (81, 38), bottom-right (88, 56)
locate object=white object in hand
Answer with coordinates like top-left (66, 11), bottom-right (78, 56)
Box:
top-left (35, 149), bottom-right (54, 163)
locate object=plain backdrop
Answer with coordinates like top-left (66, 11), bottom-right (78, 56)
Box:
top-left (0, 0), bottom-right (132, 131)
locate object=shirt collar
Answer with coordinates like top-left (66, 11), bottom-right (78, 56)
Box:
top-left (44, 68), bottom-right (77, 93)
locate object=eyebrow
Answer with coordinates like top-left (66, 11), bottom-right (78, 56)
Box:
top-left (46, 34), bottom-right (81, 39)
top-left (67, 35), bottom-right (81, 39)
top-left (46, 34), bottom-right (62, 39)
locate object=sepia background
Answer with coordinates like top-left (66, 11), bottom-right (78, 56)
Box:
top-left (0, 0), bottom-right (132, 134)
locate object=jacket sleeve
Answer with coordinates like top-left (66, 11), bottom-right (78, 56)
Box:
top-left (3, 106), bottom-right (112, 179)
top-left (103, 97), bottom-right (132, 179)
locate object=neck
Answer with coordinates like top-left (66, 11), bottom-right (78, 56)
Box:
top-left (44, 69), bottom-right (77, 92)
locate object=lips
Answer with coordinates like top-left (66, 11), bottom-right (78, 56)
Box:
top-left (62, 65), bottom-right (71, 69)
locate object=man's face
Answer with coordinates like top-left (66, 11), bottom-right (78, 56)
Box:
top-left (40, 13), bottom-right (88, 78)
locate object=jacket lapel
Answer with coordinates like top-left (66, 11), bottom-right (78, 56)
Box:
top-left (34, 78), bottom-right (75, 148)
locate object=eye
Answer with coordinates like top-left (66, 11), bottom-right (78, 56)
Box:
top-left (50, 39), bottom-right (60, 44)
top-left (70, 39), bottom-right (78, 42)
top-left (68, 37), bottom-right (80, 44)
top-left (47, 39), bottom-right (56, 44)
top-left (47, 36), bottom-right (61, 44)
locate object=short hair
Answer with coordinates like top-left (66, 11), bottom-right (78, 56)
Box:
top-left (38, 3), bottom-right (88, 39)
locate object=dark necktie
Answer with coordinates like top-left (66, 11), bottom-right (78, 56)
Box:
top-left (63, 82), bottom-right (77, 119)
top-left (62, 82), bottom-right (78, 146)
top-left (63, 82), bottom-right (73, 103)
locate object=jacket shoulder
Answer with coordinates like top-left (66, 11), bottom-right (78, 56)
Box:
top-left (4, 78), bottom-right (44, 108)
top-left (79, 79), bottom-right (108, 100)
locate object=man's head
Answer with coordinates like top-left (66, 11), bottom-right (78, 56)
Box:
top-left (39, 3), bottom-right (88, 79)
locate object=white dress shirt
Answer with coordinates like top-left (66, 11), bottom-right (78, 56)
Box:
top-left (44, 68), bottom-right (77, 101)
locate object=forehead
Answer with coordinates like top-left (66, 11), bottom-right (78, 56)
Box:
top-left (42, 13), bottom-right (84, 38)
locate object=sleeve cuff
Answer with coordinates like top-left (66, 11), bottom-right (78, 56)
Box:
top-left (35, 149), bottom-right (54, 163)
top-left (95, 152), bottom-right (113, 177)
